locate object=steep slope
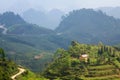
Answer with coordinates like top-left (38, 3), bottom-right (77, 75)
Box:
top-left (43, 41), bottom-right (120, 80)
top-left (0, 48), bottom-right (18, 80)
top-left (0, 12), bottom-right (26, 27)
top-left (56, 9), bottom-right (120, 44)
top-left (0, 12), bottom-right (54, 35)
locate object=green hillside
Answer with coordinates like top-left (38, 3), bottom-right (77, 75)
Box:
top-left (16, 70), bottom-right (48, 80)
top-left (43, 41), bottom-right (120, 80)
top-left (0, 48), bottom-right (48, 80)
top-left (7, 23), bottom-right (54, 35)
top-left (0, 48), bottom-right (18, 80)
top-left (56, 9), bottom-right (120, 44)
top-left (0, 34), bottom-right (55, 72)
top-left (0, 12), bottom-right (60, 72)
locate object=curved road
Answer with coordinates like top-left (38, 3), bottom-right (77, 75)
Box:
top-left (11, 68), bottom-right (25, 80)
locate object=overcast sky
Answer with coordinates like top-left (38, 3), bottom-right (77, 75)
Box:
top-left (0, 0), bottom-right (120, 13)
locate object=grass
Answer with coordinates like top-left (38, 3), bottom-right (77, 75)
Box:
top-left (16, 70), bottom-right (48, 80)
top-left (84, 75), bottom-right (120, 80)
top-left (84, 63), bottom-right (120, 80)
top-left (88, 64), bottom-right (116, 70)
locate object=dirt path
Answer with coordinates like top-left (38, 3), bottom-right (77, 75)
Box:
top-left (11, 68), bottom-right (25, 80)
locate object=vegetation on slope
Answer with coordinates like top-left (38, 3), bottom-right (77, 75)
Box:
top-left (43, 41), bottom-right (120, 80)
top-left (7, 23), bottom-right (54, 35)
top-left (0, 12), bottom-right (26, 27)
top-left (16, 70), bottom-right (48, 80)
top-left (0, 35), bottom-right (53, 72)
top-left (0, 48), bottom-right (18, 80)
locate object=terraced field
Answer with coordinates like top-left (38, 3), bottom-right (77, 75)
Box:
top-left (84, 64), bottom-right (120, 80)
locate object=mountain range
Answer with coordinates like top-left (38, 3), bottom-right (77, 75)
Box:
top-left (56, 9), bottom-right (120, 45)
top-left (22, 9), bottom-right (64, 29)
top-left (1, 9), bottom-right (120, 72)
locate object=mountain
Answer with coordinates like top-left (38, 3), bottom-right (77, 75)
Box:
top-left (0, 12), bottom-right (55, 35)
top-left (97, 7), bottom-right (120, 19)
top-left (22, 9), bottom-right (64, 29)
top-left (0, 11), bottom-right (71, 72)
top-left (56, 9), bottom-right (120, 44)
top-left (0, 12), bottom-right (26, 27)
top-left (43, 41), bottom-right (120, 80)
top-left (7, 23), bottom-right (54, 35)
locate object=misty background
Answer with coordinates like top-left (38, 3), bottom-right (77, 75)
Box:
top-left (0, 0), bottom-right (120, 29)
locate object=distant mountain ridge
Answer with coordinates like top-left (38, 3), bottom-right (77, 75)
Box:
top-left (0, 12), bottom-right (26, 27)
top-left (2, 9), bottom-right (120, 73)
top-left (22, 9), bottom-right (64, 29)
top-left (56, 9), bottom-right (120, 44)
top-left (0, 12), bottom-right (54, 35)
top-left (0, 11), bottom-right (68, 72)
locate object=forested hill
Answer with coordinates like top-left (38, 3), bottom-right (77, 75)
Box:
top-left (0, 12), bottom-right (54, 35)
top-left (56, 9), bottom-right (120, 44)
top-left (0, 11), bottom-right (70, 72)
top-left (0, 12), bottom-right (26, 27)
top-left (43, 41), bottom-right (120, 80)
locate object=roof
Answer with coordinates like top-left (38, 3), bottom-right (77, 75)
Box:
top-left (81, 54), bottom-right (88, 58)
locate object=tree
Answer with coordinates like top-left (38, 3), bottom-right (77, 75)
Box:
top-left (0, 48), bottom-right (5, 61)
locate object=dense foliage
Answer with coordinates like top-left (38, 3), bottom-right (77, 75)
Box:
top-left (0, 48), bottom-right (18, 80)
top-left (43, 41), bottom-right (120, 80)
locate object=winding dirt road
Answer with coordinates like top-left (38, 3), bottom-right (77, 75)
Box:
top-left (11, 68), bottom-right (25, 80)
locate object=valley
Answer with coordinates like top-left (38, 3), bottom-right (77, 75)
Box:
top-left (1, 5), bottom-right (120, 80)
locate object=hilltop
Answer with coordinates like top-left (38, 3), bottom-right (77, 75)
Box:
top-left (56, 9), bottom-right (120, 44)
top-left (43, 41), bottom-right (120, 80)
top-left (0, 12), bottom-right (26, 27)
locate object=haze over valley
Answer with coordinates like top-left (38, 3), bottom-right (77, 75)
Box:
top-left (1, 0), bottom-right (120, 80)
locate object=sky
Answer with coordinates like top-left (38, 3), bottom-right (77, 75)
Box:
top-left (0, 0), bottom-right (120, 14)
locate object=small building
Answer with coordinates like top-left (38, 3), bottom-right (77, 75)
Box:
top-left (79, 54), bottom-right (88, 63)
top-left (34, 54), bottom-right (43, 60)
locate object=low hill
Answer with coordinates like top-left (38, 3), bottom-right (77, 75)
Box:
top-left (0, 48), bottom-right (48, 80)
top-left (7, 23), bottom-right (54, 35)
top-left (0, 34), bottom-right (56, 72)
top-left (43, 41), bottom-right (120, 80)
top-left (56, 9), bottom-right (120, 44)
